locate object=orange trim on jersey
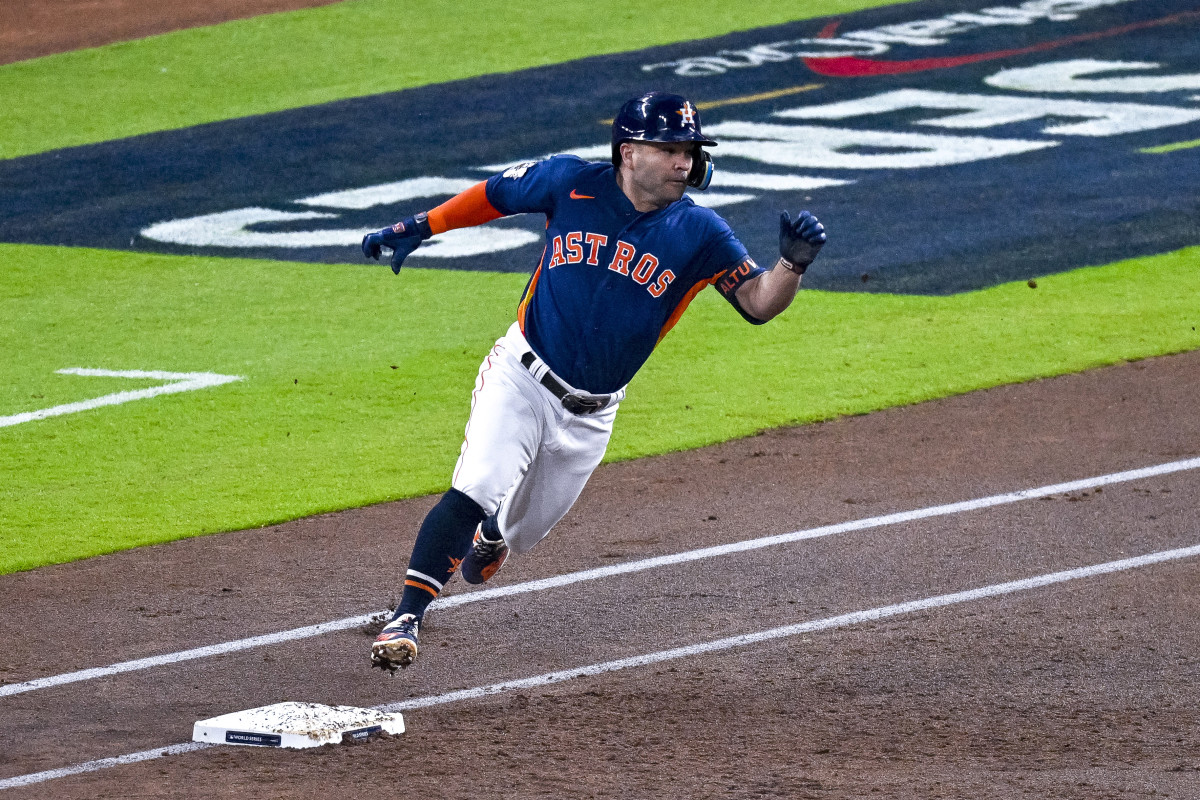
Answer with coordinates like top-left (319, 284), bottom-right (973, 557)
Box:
top-left (517, 260), bottom-right (544, 332)
top-left (657, 275), bottom-right (719, 345)
top-left (426, 181), bottom-right (503, 234)
top-left (404, 579), bottom-right (439, 598)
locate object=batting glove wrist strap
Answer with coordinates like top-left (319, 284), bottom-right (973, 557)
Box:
top-left (399, 212), bottom-right (434, 240)
top-left (361, 213), bottom-right (433, 274)
top-left (778, 256), bottom-right (807, 275)
top-left (778, 210), bottom-right (827, 272)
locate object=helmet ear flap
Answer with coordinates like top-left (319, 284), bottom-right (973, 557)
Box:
top-left (687, 149), bottom-right (713, 190)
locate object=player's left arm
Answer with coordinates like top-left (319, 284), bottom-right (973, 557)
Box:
top-left (735, 210), bottom-right (827, 322)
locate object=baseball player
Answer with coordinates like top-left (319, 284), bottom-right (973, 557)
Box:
top-left (363, 91), bottom-right (826, 671)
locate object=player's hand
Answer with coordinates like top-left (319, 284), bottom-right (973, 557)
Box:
top-left (362, 213), bottom-right (432, 274)
top-left (778, 210), bottom-right (826, 274)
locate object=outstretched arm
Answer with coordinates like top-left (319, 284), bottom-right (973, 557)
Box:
top-left (735, 210), bottom-right (826, 322)
top-left (361, 181), bottom-right (504, 274)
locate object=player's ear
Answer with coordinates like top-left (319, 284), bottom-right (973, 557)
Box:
top-left (619, 141), bottom-right (636, 169)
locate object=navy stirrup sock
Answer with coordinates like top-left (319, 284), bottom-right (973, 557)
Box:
top-left (396, 488), bottom-right (487, 620)
top-left (480, 513), bottom-right (502, 541)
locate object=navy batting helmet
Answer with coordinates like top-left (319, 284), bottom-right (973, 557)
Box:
top-left (612, 91), bottom-right (716, 190)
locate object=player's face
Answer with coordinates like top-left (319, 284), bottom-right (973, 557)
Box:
top-left (621, 141), bottom-right (694, 210)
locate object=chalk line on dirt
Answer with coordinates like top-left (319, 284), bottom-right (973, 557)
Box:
top-left (4, 540), bottom-right (1199, 790)
top-left (2, 455), bottom-right (1197, 700)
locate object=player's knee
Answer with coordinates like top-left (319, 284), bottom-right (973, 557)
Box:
top-left (448, 480), bottom-right (502, 517)
top-left (438, 488), bottom-right (488, 526)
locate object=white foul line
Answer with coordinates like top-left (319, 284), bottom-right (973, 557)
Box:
top-left (1, 454), bottom-right (1197, 700)
top-left (380, 541), bottom-right (1200, 713)
top-left (0, 742), bottom-right (215, 791)
top-left (4, 541), bottom-right (1199, 791)
top-left (0, 368), bottom-right (244, 429)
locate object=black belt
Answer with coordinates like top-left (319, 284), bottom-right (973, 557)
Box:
top-left (520, 352), bottom-right (612, 415)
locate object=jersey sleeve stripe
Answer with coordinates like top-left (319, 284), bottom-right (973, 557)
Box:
top-left (426, 181), bottom-right (504, 235)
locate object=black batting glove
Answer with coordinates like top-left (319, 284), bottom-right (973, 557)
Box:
top-left (361, 213), bottom-right (433, 274)
top-left (778, 210), bottom-right (827, 274)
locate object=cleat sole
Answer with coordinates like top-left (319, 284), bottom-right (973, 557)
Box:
top-left (371, 639), bottom-right (417, 670)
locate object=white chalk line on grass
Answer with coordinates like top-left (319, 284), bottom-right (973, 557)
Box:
top-left (2, 455), bottom-right (1198, 701)
top-left (4, 541), bottom-right (1200, 791)
top-left (0, 368), bottom-right (244, 429)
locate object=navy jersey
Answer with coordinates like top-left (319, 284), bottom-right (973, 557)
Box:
top-left (485, 155), bottom-right (765, 394)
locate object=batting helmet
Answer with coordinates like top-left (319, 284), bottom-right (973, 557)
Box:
top-left (612, 91), bottom-right (716, 190)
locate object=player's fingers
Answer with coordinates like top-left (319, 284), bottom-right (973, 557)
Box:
top-left (362, 234), bottom-right (381, 260)
top-left (790, 210), bottom-right (813, 236)
top-left (391, 245), bottom-right (407, 273)
top-left (389, 236), bottom-right (421, 273)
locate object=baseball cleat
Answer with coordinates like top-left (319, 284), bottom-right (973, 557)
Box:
top-left (461, 523), bottom-right (509, 584)
top-left (371, 613), bottom-right (419, 672)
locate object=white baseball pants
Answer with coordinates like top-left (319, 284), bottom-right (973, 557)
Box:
top-left (451, 322), bottom-right (619, 554)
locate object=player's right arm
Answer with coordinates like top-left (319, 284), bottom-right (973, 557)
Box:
top-left (361, 181), bottom-right (505, 274)
top-left (361, 157), bottom-right (574, 274)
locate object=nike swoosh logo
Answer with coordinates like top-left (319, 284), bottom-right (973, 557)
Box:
top-left (803, 11), bottom-right (1199, 77)
top-left (570, 189), bottom-right (595, 200)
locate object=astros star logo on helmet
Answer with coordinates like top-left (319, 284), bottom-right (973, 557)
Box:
top-left (677, 101), bottom-right (696, 125)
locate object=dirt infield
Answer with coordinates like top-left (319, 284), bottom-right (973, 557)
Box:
top-left (2, 349), bottom-right (1199, 798)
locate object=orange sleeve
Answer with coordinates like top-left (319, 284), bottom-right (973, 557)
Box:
top-left (425, 181), bottom-right (504, 235)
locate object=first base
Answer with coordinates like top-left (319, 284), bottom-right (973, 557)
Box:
top-left (193, 702), bottom-right (405, 749)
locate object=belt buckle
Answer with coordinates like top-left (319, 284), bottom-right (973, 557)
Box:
top-left (562, 394), bottom-right (606, 415)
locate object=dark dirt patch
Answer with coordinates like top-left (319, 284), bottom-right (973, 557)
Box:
top-left (1, 0), bottom-right (347, 65)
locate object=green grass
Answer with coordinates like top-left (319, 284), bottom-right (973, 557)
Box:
top-left (3, 243), bottom-right (1197, 573)
top-left (4, 0), bottom-right (1199, 574)
top-left (0, 0), bottom-right (913, 160)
